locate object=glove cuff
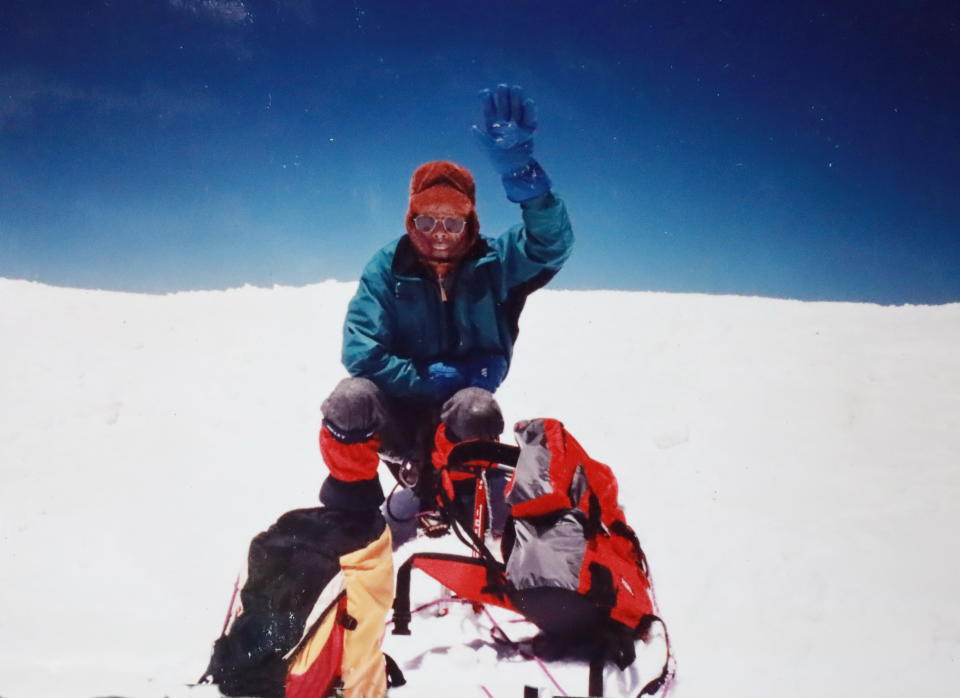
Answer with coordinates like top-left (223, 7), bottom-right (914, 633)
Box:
top-left (501, 159), bottom-right (552, 203)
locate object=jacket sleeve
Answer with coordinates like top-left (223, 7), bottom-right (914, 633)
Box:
top-left (491, 192), bottom-right (574, 291)
top-left (341, 263), bottom-right (431, 399)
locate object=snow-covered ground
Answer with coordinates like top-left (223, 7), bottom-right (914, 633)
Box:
top-left (1, 277), bottom-right (958, 698)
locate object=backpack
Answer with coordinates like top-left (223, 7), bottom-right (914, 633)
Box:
top-left (200, 507), bottom-right (403, 698)
top-left (502, 418), bottom-right (656, 658)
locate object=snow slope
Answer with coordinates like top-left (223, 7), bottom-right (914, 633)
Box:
top-left (1, 277), bottom-right (959, 698)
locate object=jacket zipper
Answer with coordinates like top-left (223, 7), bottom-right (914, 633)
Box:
top-left (438, 277), bottom-right (448, 303)
top-left (429, 278), bottom-right (448, 354)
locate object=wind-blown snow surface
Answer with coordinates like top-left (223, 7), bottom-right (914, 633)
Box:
top-left (2, 277), bottom-right (959, 698)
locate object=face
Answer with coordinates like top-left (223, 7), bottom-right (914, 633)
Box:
top-left (409, 205), bottom-right (473, 261)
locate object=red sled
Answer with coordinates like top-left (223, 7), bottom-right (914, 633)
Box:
top-left (391, 418), bottom-right (674, 697)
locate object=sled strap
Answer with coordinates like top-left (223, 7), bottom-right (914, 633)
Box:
top-left (392, 557), bottom-right (416, 635)
top-left (383, 652), bottom-right (406, 687)
top-left (588, 654), bottom-right (604, 697)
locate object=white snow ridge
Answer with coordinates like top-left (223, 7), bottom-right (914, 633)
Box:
top-left (1, 277), bottom-right (959, 698)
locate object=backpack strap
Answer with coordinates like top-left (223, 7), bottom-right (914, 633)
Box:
top-left (584, 492), bottom-right (603, 539)
top-left (610, 518), bottom-right (650, 575)
top-left (585, 562), bottom-right (617, 612)
top-left (636, 614), bottom-right (675, 696)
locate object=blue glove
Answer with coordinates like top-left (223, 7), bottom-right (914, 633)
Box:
top-left (472, 84), bottom-right (552, 203)
top-left (462, 353), bottom-right (508, 393)
top-left (423, 361), bottom-right (468, 402)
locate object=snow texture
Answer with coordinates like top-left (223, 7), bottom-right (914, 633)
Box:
top-left (1, 278), bottom-right (959, 697)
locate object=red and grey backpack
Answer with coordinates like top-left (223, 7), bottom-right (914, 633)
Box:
top-left (502, 419), bottom-right (660, 664)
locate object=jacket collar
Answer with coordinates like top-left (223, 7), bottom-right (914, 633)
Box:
top-left (392, 235), bottom-right (496, 280)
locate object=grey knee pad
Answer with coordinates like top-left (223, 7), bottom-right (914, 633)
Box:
top-left (321, 377), bottom-right (388, 440)
top-left (441, 387), bottom-right (504, 442)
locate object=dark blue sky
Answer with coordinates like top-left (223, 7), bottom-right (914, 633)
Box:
top-left (2, 0), bottom-right (958, 303)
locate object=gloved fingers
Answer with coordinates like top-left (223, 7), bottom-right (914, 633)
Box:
top-left (493, 83), bottom-right (512, 122)
top-left (477, 88), bottom-right (497, 130)
top-left (475, 84), bottom-right (541, 179)
top-left (480, 84), bottom-right (530, 126)
top-left (463, 353), bottom-right (508, 392)
top-left (519, 97), bottom-right (538, 131)
top-left (508, 85), bottom-right (524, 123)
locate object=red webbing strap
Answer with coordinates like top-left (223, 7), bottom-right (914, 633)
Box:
top-left (219, 574), bottom-right (240, 636)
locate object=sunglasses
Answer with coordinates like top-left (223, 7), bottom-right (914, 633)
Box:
top-left (413, 214), bottom-right (467, 235)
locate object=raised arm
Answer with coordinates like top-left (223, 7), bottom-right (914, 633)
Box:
top-left (473, 84), bottom-right (573, 288)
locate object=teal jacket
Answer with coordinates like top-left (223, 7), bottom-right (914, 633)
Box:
top-left (342, 193), bottom-right (573, 400)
